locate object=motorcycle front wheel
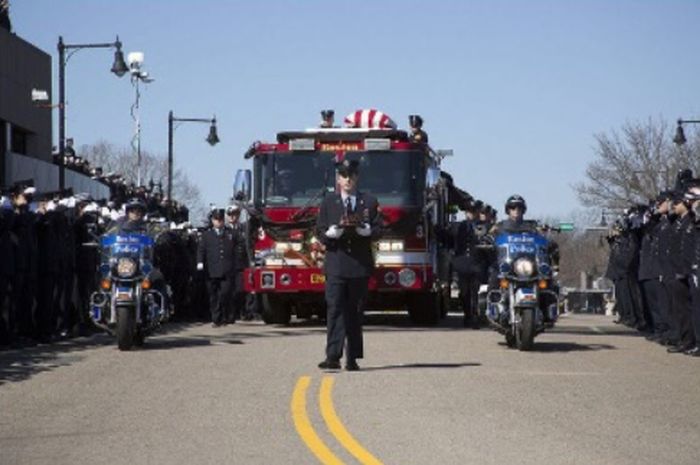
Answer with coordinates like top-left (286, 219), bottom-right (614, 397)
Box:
top-left (116, 306), bottom-right (136, 351)
top-left (516, 308), bottom-right (535, 351)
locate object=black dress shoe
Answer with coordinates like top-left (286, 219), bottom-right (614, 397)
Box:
top-left (318, 359), bottom-right (341, 370)
top-left (345, 360), bottom-right (360, 371)
top-left (668, 344), bottom-right (693, 354)
top-left (684, 346), bottom-right (700, 356)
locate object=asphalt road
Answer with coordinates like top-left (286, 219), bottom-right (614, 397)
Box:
top-left (1, 312), bottom-right (699, 465)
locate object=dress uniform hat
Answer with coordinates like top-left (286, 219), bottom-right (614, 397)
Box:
top-left (336, 159), bottom-right (359, 177)
top-left (670, 190), bottom-right (685, 203)
top-left (125, 198), bottom-right (146, 212)
top-left (321, 109), bottom-right (335, 119)
top-left (409, 114), bottom-right (423, 128)
top-left (211, 208), bottom-right (225, 220)
top-left (656, 190), bottom-right (674, 202)
top-left (226, 205), bottom-right (241, 215)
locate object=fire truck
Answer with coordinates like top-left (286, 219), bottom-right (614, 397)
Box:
top-left (233, 111), bottom-right (466, 325)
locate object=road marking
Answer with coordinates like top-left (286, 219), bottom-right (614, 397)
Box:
top-left (590, 326), bottom-right (605, 334)
top-left (319, 376), bottom-right (384, 465)
top-left (291, 376), bottom-right (346, 465)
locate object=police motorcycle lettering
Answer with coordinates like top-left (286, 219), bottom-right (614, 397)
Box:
top-left (482, 230), bottom-right (558, 351)
top-left (90, 232), bottom-right (168, 350)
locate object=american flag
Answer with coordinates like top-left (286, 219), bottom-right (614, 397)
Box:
top-left (343, 109), bottom-right (397, 129)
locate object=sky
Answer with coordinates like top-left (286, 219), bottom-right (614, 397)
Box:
top-left (9, 0), bottom-right (700, 219)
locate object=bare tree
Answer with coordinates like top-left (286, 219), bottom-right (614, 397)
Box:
top-left (537, 209), bottom-right (609, 287)
top-left (78, 140), bottom-right (207, 222)
top-left (574, 118), bottom-right (700, 209)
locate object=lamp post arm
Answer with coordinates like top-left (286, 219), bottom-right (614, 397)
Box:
top-left (171, 117), bottom-right (214, 124)
top-left (167, 113), bottom-right (217, 203)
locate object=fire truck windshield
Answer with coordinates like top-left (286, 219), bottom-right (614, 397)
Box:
top-left (345, 150), bottom-right (424, 206)
top-left (257, 151), bottom-right (336, 207)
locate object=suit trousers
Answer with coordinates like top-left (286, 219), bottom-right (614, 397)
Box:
top-left (640, 279), bottom-right (659, 332)
top-left (661, 280), bottom-right (680, 342)
top-left (207, 277), bottom-right (233, 325)
top-left (668, 278), bottom-right (694, 346)
top-left (689, 273), bottom-right (700, 344)
top-left (645, 279), bottom-right (670, 334)
top-left (325, 276), bottom-right (368, 361)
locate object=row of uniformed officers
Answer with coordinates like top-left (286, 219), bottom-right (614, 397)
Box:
top-left (0, 185), bottom-right (250, 349)
top-left (605, 175), bottom-right (700, 356)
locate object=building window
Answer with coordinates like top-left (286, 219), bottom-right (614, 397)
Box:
top-left (11, 126), bottom-right (28, 155)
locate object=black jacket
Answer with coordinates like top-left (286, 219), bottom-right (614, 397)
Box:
top-left (657, 215), bottom-right (675, 281)
top-left (0, 209), bottom-right (15, 276)
top-left (669, 214), bottom-right (694, 279)
top-left (197, 227), bottom-right (238, 279)
top-left (316, 192), bottom-right (380, 279)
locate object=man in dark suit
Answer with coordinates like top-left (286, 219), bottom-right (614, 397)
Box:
top-left (197, 209), bottom-right (238, 327)
top-left (226, 205), bottom-right (248, 322)
top-left (316, 159), bottom-right (381, 371)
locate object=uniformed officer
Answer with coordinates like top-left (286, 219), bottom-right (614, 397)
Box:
top-left (408, 115), bottom-right (429, 144)
top-left (316, 159), bottom-right (380, 371)
top-left (226, 205), bottom-right (248, 321)
top-left (197, 209), bottom-right (238, 327)
top-left (680, 182), bottom-right (700, 356)
top-left (320, 109), bottom-right (335, 128)
top-left (666, 191), bottom-right (695, 353)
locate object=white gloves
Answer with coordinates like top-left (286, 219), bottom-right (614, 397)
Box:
top-left (325, 225), bottom-right (344, 239)
top-left (196, 262), bottom-right (204, 271)
top-left (355, 223), bottom-right (372, 237)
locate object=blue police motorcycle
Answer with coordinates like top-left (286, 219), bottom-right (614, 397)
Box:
top-left (90, 233), bottom-right (168, 350)
top-left (480, 223), bottom-right (559, 351)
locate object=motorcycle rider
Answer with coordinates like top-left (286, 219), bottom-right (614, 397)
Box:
top-left (105, 199), bottom-right (170, 316)
top-left (489, 195), bottom-right (557, 323)
top-left (492, 194), bottom-right (531, 234)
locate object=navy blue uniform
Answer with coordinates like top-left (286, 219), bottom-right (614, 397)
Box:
top-left (316, 192), bottom-right (380, 363)
top-left (197, 226), bottom-right (238, 325)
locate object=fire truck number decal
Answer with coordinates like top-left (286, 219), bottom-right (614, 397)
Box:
top-left (310, 274), bottom-right (326, 284)
top-left (319, 142), bottom-right (361, 151)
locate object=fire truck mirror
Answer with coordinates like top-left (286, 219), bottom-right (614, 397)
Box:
top-left (234, 169), bottom-right (252, 202)
top-left (426, 167), bottom-right (441, 190)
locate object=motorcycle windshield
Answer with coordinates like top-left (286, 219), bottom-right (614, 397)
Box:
top-left (495, 232), bottom-right (549, 263)
top-left (101, 233), bottom-right (154, 260)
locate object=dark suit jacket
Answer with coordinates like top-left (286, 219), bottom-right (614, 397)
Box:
top-left (197, 227), bottom-right (238, 279)
top-left (316, 192), bottom-right (381, 279)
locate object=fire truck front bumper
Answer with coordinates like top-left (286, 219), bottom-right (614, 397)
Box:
top-left (245, 266), bottom-right (434, 293)
top-left (245, 267), bottom-right (326, 293)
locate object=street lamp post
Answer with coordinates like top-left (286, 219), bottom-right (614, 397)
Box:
top-left (126, 52), bottom-right (154, 187)
top-left (57, 35), bottom-right (128, 190)
top-left (673, 118), bottom-right (700, 146)
top-left (167, 111), bottom-right (219, 201)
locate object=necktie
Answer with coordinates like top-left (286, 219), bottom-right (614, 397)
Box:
top-left (345, 197), bottom-right (353, 216)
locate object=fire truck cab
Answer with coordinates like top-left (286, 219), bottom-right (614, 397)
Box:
top-left (233, 118), bottom-right (456, 325)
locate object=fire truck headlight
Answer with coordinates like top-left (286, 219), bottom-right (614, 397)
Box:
top-left (275, 242), bottom-right (291, 253)
top-left (378, 240), bottom-right (404, 252)
top-left (390, 241), bottom-right (404, 251)
top-left (398, 268), bottom-right (416, 288)
top-left (290, 243), bottom-right (303, 252)
top-left (384, 271), bottom-right (397, 285)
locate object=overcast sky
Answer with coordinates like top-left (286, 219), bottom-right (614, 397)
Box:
top-left (11, 0), bottom-right (700, 219)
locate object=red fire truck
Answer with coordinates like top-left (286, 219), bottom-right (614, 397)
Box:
top-left (233, 112), bottom-right (465, 325)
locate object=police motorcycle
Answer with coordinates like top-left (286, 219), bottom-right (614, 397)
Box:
top-left (478, 196), bottom-right (560, 351)
top-left (88, 202), bottom-right (169, 350)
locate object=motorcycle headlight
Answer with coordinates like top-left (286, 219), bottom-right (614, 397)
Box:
top-left (398, 268), bottom-right (416, 288)
top-left (513, 258), bottom-right (536, 277)
top-left (116, 257), bottom-right (138, 277)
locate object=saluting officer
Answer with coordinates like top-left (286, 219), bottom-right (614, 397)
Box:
top-left (316, 159), bottom-right (381, 371)
top-left (408, 115), bottom-right (429, 144)
top-left (197, 209), bottom-right (238, 327)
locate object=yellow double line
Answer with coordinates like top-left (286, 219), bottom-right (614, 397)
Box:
top-left (291, 376), bottom-right (384, 465)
